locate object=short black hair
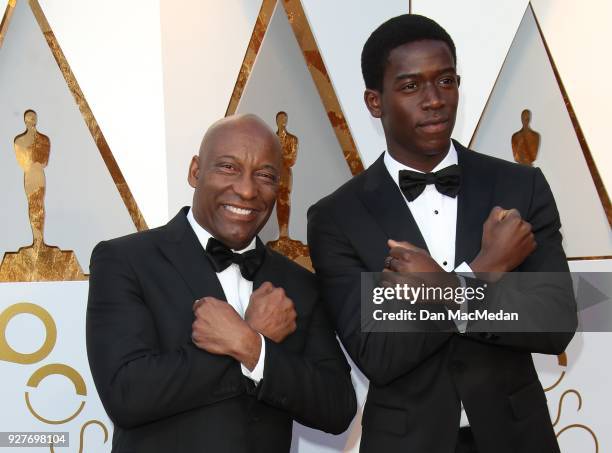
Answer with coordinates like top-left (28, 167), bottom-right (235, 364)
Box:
top-left (361, 14), bottom-right (456, 91)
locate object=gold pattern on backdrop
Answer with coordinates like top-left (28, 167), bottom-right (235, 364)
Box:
top-left (542, 351), bottom-right (600, 452)
top-left (15, 110), bottom-right (50, 247)
top-left (529, 4), bottom-right (611, 228)
top-left (511, 109), bottom-right (540, 166)
top-left (224, 0), bottom-right (364, 268)
top-left (0, 301), bottom-right (109, 451)
top-left (282, 0), bottom-right (364, 176)
top-left (27, 0), bottom-right (147, 232)
top-left (543, 352), bottom-right (567, 392)
top-left (226, 0), bottom-right (277, 116)
top-left (49, 420), bottom-right (109, 453)
top-left (268, 112), bottom-right (312, 271)
top-left (275, 111), bottom-right (298, 239)
top-left (0, 0), bottom-right (149, 282)
top-left (0, 302), bottom-right (56, 364)
top-left (226, 0), bottom-right (365, 176)
top-left (25, 363), bottom-right (87, 424)
top-left (0, 0), bottom-right (15, 47)
top-left (0, 111), bottom-right (86, 282)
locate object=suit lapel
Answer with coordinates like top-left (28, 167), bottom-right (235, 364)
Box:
top-left (157, 208), bottom-right (226, 301)
top-left (455, 143), bottom-right (494, 267)
top-left (358, 155), bottom-right (428, 252)
top-left (253, 241), bottom-right (284, 290)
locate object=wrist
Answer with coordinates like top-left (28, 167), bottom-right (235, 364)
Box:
top-left (469, 253), bottom-right (505, 282)
top-left (232, 324), bottom-right (261, 371)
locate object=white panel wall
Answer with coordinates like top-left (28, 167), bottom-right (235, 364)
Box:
top-left (38, 0), bottom-right (168, 227)
top-left (531, 0), bottom-right (612, 194)
top-left (160, 0), bottom-right (262, 217)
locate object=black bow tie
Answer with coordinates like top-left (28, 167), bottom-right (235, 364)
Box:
top-left (398, 164), bottom-right (461, 202)
top-left (205, 237), bottom-right (265, 280)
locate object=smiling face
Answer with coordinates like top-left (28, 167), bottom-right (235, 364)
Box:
top-left (188, 116), bottom-right (281, 250)
top-left (364, 39), bottom-right (459, 171)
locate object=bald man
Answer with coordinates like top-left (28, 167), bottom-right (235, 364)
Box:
top-left (86, 114), bottom-right (356, 453)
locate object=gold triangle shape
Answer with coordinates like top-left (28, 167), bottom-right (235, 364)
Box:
top-left (226, 0), bottom-right (364, 176)
top-left (226, 0), bottom-right (276, 117)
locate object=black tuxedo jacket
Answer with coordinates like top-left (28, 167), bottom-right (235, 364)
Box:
top-left (86, 208), bottom-right (356, 453)
top-left (307, 142), bottom-right (577, 453)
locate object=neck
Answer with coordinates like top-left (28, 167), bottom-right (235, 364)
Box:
top-left (387, 141), bottom-right (451, 173)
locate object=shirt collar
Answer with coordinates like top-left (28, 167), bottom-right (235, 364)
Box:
top-left (186, 207), bottom-right (256, 253)
top-left (384, 141), bottom-right (458, 188)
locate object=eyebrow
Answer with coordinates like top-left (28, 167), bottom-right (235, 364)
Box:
top-left (215, 156), bottom-right (279, 173)
top-left (394, 67), bottom-right (457, 81)
top-left (216, 155), bottom-right (238, 161)
top-left (260, 164), bottom-right (279, 173)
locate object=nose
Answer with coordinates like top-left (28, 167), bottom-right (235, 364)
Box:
top-left (232, 172), bottom-right (257, 200)
top-left (422, 82), bottom-right (444, 110)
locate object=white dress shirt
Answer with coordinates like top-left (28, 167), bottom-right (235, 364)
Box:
top-left (187, 208), bottom-right (265, 383)
top-left (383, 143), bottom-right (472, 426)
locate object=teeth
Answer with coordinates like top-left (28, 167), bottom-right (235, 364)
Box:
top-left (224, 205), bottom-right (253, 216)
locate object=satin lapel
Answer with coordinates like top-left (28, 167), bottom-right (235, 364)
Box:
top-left (455, 143), bottom-right (494, 267)
top-left (252, 242), bottom-right (284, 291)
top-left (359, 155), bottom-right (428, 252)
top-left (157, 209), bottom-right (226, 301)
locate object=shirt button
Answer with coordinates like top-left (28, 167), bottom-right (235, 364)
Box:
top-left (434, 210), bottom-right (439, 215)
top-left (443, 261), bottom-right (448, 266)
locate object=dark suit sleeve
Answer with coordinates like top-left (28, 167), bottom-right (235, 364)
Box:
top-left (307, 202), bottom-right (453, 387)
top-left (86, 240), bottom-right (241, 429)
top-left (465, 168), bottom-right (577, 354)
top-left (256, 302), bottom-right (356, 434)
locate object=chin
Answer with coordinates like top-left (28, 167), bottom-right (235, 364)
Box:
top-left (421, 138), bottom-right (451, 155)
top-left (225, 228), bottom-right (257, 249)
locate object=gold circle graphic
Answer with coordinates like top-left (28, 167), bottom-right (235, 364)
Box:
top-left (0, 302), bottom-right (56, 364)
top-left (25, 363), bottom-right (87, 425)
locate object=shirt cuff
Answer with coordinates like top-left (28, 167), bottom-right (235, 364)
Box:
top-left (454, 262), bottom-right (475, 278)
top-left (240, 333), bottom-right (265, 384)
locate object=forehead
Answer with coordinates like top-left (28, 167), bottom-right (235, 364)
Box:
top-left (385, 39), bottom-right (455, 76)
top-left (204, 124), bottom-right (280, 164)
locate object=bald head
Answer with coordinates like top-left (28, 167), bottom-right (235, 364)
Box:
top-left (199, 114), bottom-right (281, 162)
top-left (188, 114), bottom-right (282, 249)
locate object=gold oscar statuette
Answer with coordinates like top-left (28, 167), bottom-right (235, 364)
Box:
top-left (267, 111), bottom-right (312, 271)
top-left (511, 109), bottom-right (541, 166)
top-left (0, 110), bottom-right (85, 282)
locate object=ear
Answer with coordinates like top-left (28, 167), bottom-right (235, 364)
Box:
top-left (187, 155), bottom-right (200, 189)
top-left (456, 75), bottom-right (461, 87)
top-left (364, 89), bottom-right (383, 118)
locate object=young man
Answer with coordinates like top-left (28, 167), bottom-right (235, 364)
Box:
top-left (87, 114), bottom-right (356, 453)
top-left (307, 14), bottom-right (576, 453)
